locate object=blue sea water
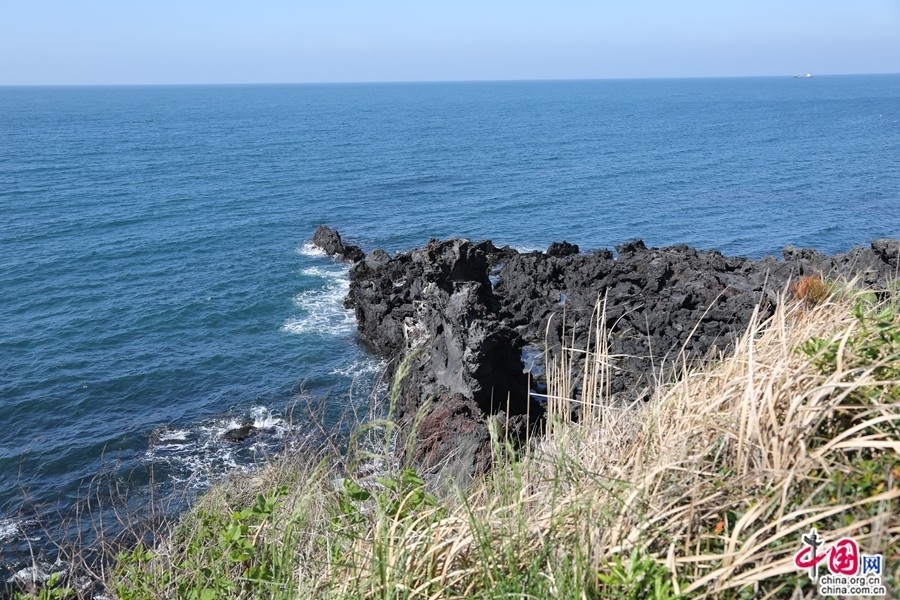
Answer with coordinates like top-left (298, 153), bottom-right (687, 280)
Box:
top-left (1, 76), bottom-right (899, 557)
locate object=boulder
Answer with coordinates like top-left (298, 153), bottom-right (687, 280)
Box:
top-left (398, 393), bottom-right (531, 487)
top-left (312, 225), bottom-right (365, 262)
top-left (547, 241), bottom-right (579, 257)
top-left (343, 237), bottom-right (542, 479)
top-left (346, 237), bottom-right (535, 419)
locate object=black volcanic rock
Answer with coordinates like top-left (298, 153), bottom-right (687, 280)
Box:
top-left (496, 242), bottom-right (776, 398)
top-left (222, 425), bottom-right (257, 443)
top-left (343, 237), bottom-right (539, 480)
top-left (872, 239), bottom-right (900, 270)
top-left (346, 238), bottom-right (535, 422)
top-left (547, 241), bottom-right (579, 257)
top-left (494, 238), bottom-right (899, 400)
top-left (312, 225), bottom-right (365, 262)
top-left (323, 227), bottom-right (900, 479)
top-left (397, 392), bottom-right (532, 486)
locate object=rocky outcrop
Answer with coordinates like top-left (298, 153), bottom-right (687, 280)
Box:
top-left (312, 225), bottom-right (365, 262)
top-left (871, 239), bottom-right (900, 270)
top-left (344, 237), bottom-right (533, 423)
top-left (221, 425), bottom-right (258, 443)
top-left (313, 226), bottom-right (900, 479)
top-left (497, 239), bottom-right (897, 400)
top-left (398, 393), bottom-right (530, 486)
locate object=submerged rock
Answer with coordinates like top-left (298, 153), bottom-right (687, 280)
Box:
top-left (221, 425), bottom-right (257, 443)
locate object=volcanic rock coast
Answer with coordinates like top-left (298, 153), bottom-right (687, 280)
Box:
top-left (313, 225), bottom-right (900, 482)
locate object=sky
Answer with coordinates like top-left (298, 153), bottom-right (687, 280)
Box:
top-left (1, 0), bottom-right (899, 85)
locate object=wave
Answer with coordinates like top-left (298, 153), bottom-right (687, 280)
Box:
top-left (145, 406), bottom-right (288, 490)
top-left (0, 518), bottom-right (19, 544)
top-left (281, 266), bottom-right (355, 336)
top-left (0, 517), bottom-right (37, 545)
top-left (296, 242), bottom-right (327, 257)
top-left (512, 245), bottom-right (544, 253)
top-left (249, 405), bottom-right (283, 429)
top-left (329, 357), bottom-right (387, 378)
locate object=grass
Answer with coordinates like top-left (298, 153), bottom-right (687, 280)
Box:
top-left (10, 282), bottom-right (900, 599)
top-left (791, 274), bottom-right (829, 308)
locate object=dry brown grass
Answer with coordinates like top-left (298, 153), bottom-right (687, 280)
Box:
top-left (321, 286), bottom-right (900, 598)
top-left (101, 284), bottom-right (900, 599)
top-left (528, 287), bottom-right (900, 596)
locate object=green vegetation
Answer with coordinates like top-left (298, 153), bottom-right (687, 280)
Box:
top-left (13, 283), bottom-right (900, 598)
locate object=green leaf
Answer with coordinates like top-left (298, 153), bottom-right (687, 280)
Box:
top-left (245, 565), bottom-right (275, 582)
top-left (343, 478), bottom-right (372, 501)
top-left (374, 476), bottom-right (398, 491)
top-left (229, 547), bottom-right (254, 562)
top-left (400, 468), bottom-right (425, 487)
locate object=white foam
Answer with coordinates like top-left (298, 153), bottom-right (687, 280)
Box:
top-left (0, 517), bottom-right (37, 544)
top-left (297, 242), bottom-right (327, 257)
top-left (156, 429), bottom-right (189, 443)
top-left (300, 266), bottom-right (346, 279)
top-left (249, 405), bottom-right (284, 429)
top-left (329, 357), bottom-right (387, 378)
top-left (0, 518), bottom-right (19, 543)
top-left (146, 407), bottom-right (291, 491)
top-left (281, 266), bottom-right (355, 336)
top-left (7, 559), bottom-right (69, 585)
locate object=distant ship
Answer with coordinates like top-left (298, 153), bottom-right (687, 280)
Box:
top-left (794, 73), bottom-right (814, 78)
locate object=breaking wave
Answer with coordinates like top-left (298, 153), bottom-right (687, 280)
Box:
top-left (281, 266), bottom-right (356, 336)
top-left (145, 406), bottom-right (290, 490)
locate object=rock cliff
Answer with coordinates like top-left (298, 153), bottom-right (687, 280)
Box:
top-left (313, 226), bottom-right (899, 481)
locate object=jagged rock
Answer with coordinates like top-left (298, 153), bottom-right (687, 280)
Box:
top-left (547, 241), bottom-right (579, 257)
top-left (872, 239), bottom-right (900, 270)
top-left (312, 225), bottom-right (365, 262)
top-left (495, 238), bottom-right (899, 401)
top-left (343, 237), bottom-right (541, 480)
top-left (401, 394), bottom-right (492, 480)
top-left (322, 227), bottom-right (900, 480)
top-left (397, 393), bottom-right (531, 486)
top-left (346, 237), bottom-right (534, 419)
top-left (615, 239), bottom-right (647, 257)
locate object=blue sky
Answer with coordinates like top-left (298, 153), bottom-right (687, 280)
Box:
top-left (1, 0), bottom-right (899, 84)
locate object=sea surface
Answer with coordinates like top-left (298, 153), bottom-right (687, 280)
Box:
top-left (2, 76), bottom-right (899, 561)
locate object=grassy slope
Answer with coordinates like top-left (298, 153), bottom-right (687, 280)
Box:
top-left (36, 284), bottom-right (900, 599)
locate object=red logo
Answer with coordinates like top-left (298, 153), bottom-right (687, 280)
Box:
top-left (828, 539), bottom-right (859, 576)
top-left (793, 529), bottom-right (859, 579)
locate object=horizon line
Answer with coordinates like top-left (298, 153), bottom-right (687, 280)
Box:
top-left (2, 71), bottom-right (899, 88)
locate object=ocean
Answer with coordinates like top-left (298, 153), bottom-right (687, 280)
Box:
top-left (1, 76), bottom-right (899, 560)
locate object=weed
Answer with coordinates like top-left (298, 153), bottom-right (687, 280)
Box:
top-left (791, 274), bottom-right (829, 307)
top-left (13, 572), bottom-right (74, 600)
